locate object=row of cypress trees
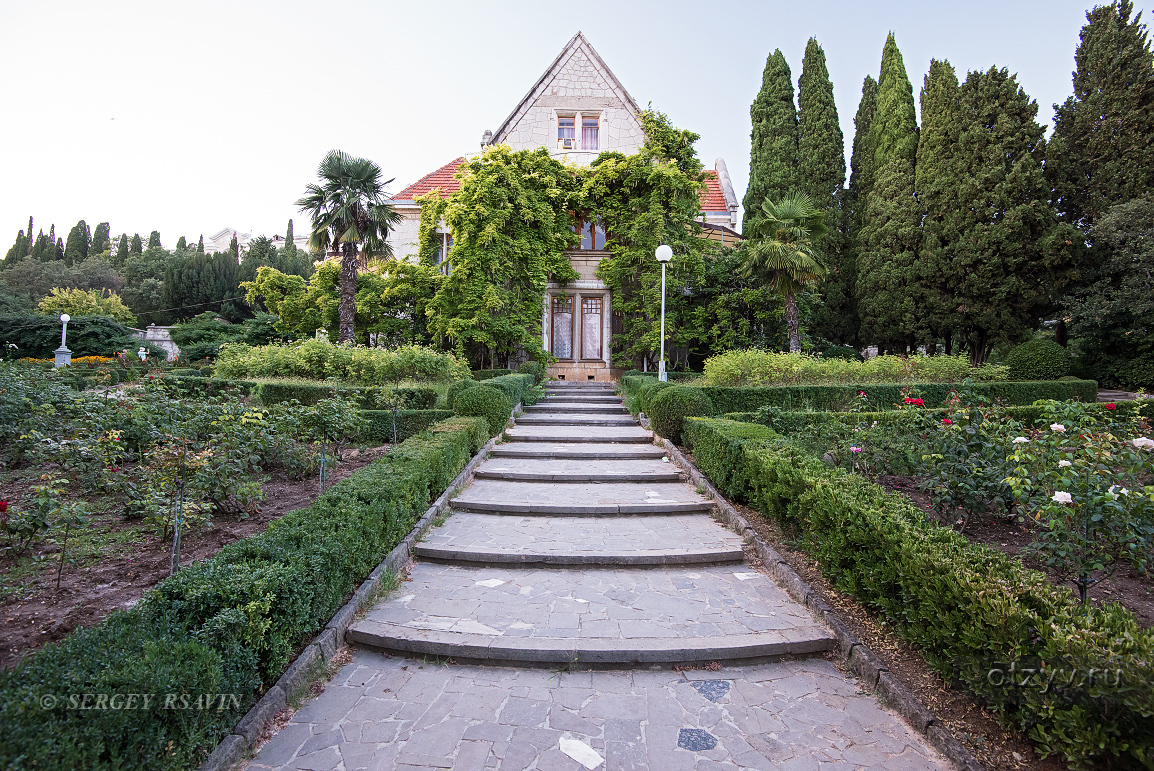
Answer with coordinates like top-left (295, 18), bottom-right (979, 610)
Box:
top-left (743, 1), bottom-right (1154, 365)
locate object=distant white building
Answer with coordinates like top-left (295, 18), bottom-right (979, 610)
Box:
top-left (270, 233), bottom-right (312, 252)
top-left (204, 227), bottom-right (253, 255)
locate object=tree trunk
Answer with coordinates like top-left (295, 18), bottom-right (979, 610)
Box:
top-left (784, 292), bottom-right (801, 354)
top-left (338, 243), bottom-right (358, 344)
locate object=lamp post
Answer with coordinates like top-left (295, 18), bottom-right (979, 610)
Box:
top-left (54, 314), bottom-right (72, 368)
top-left (655, 244), bottom-right (672, 382)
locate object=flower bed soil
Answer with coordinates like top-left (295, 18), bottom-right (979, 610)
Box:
top-left (877, 474), bottom-right (1154, 628)
top-left (0, 446), bottom-right (391, 671)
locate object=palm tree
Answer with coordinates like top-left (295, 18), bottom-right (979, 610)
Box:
top-left (296, 150), bottom-right (402, 344)
top-left (740, 192), bottom-right (829, 354)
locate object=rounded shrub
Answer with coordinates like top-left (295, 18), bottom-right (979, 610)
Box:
top-left (453, 385), bottom-right (512, 437)
top-left (518, 360), bottom-right (545, 384)
top-left (647, 386), bottom-right (715, 444)
top-left (638, 380), bottom-right (674, 415)
top-left (1005, 339), bottom-right (1071, 381)
top-left (446, 379), bottom-right (479, 409)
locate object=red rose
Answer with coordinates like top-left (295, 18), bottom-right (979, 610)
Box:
top-left (1106, 403), bottom-right (1116, 411)
top-left (913, 398), bottom-right (925, 406)
top-left (942, 419), bottom-right (952, 425)
top-left (0, 501), bottom-right (7, 513)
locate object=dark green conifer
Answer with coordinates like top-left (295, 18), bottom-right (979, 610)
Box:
top-left (845, 77), bottom-right (878, 245)
top-left (90, 222), bottom-right (111, 255)
top-left (176, 236), bottom-right (187, 251)
top-left (743, 50), bottom-right (798, 230)
top-left (54, 237), bottom-right (64, 261)
top-left (64, 220), bottom-right (90, 266)
top-left (916, 59), bottom-right (963, 352)
top-left (197, 235), bottom-right (205, 253)
top-left (116, 233), bottom-right (129, 265)
top-left (1048, 0), bottom-right (1154, 227)
top-left (147, 231), bottom-right (161, 249)
top-left (798, 38), bottom-right (851, 345)
top-left (229, 234), bottom-right (239, 258)
top-left (25, 217), bottom-right (33, 256)
top-left (4, 230), bottom-right (27, 266)
top-left (856, 34), bottom-right (921, 352)
top-left (130, 234), bottom-right (143, 254)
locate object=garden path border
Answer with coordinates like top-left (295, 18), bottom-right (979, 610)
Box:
top-left (195, 427), bottom-right (504, 771)
top-left (657, 435), bottom-right (985, 771)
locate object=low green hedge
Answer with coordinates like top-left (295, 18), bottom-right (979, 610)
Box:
top-left (482, 373), bottom-right (536, 406)
top-left (163, 376), bottom-right (255, 397)
top-left (453, 385), bottom-right (512, 437)
top-left (721, 400), bottom-right (1143, 433)
top-left (0, 415), bottom-right (486, 771)
top-left (250, 382), bottom-right (437, 410)
top-left (647, 386), bottom-right (714, 444)
top-left (359, 410), bottom-right (455, 444)
top-left (471, 368), bottom-right (512, 381)
top-left (623, 375), bottom-right (1098, 414)
top-left (683, 418), bottom-right (1154, 768)
top-left (446, 379), bottom-right (479, 409)
top-left (623, 369), bottom-right (699, 381)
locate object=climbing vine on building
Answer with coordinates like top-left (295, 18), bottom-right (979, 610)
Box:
top-left (420, 146), bottom-right (580, 366)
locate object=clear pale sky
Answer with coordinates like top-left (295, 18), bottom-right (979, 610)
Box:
top-left (0, 0), bottom-right (1142, 246)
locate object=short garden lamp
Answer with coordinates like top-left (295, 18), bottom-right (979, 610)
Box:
top-left (655, 244), bottom-right (673, 382)
top-left (54, 314), bottom-right (72, 368)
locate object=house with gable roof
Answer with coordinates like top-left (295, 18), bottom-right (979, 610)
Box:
top-left (386, 32), bottom-right (740, 380)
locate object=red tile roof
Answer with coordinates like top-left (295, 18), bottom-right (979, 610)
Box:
top-left (700, 171), bottom-right (729, 211)
top-left (395, 158), bottom-right (731, 214)
top-left (392, 157), bottom-right (467, 200)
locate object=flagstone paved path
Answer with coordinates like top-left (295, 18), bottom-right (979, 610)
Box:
top-left (247, 383), bottom-right (950, 770)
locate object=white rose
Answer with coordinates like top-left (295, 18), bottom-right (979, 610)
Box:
top-left (1058, 460), bottom-right (1072, 468)
top-left (1050, 423), bottom-right (1067, 433)
top-left (1132, 437), bottom-right (1154, 450)
top-left (1012, 436), bottom-right (1029, 444)
top-left (1051, 491), bottom-right (1073, 504)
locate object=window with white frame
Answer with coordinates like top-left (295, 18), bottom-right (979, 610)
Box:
top-left (433, 232), bottom-right (453, 275)
top-left (557, 116), bottom-right (576, 149)
top-left (582, 115), bottom-right (599, 151)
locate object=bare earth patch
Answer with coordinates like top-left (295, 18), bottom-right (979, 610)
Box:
top-left (0, 446), bottom-right (390, 671)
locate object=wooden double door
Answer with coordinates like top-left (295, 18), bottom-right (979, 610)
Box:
top-left (551, 295), bottom-right (603, 360)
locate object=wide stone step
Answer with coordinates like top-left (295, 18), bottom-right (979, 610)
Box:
top-left (516, 414), bottom-right (636, 426)
top-left (538, 395), bottom-right (623, 403)
top-left (415, 512), bottom-right (744, 566)
top-left (504, 425), bottom-right (653, 443)
top-left (450, 480), bottom-right (712, 515)
top-left (472, 457), bottom-right (682, 482)
top-left (522, 404), bottom-right (626, 413)
top-left (490, 442), bottom-right (668, 460)
top-left (347, 562), bottom-right (835, 665)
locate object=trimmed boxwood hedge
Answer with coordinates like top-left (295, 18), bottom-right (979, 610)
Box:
top-left (721, 400), bottom-right (1144, 434)
top-left (622, 375), bottom-right (1098, 414)
top-left (471, 368), bottom-right (512, 381)
top-left (1005, 338), bottom-right (1071, 381)
top-left (161, 378), bottom-right (437, 410)
top-left (482, 373), bottom-right (536, 406)
top-left (359, 409), bottom-right (455, 444)
top-left (0, 415), bottom-right (487, 771)
top-left (446, 379), bottom-right (479, 409)
top-left (453, 385), bottom-right (513, 437)
top-left (683, 418), bottom-right (1154, 769)
top-left (646, 385), bottom-right (715, 444)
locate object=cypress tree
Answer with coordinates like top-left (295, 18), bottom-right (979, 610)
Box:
top-left (743, 50), bottom-right (798, 230)
top-left (64, 220), bottom-right (90, 266)
top-left (229, 233), bottom-right (239, 258)
top-left (1048, 0), bottom-right (1154, 227)
top-left (856, 34), bottom-right (922, 352)
top-left (176, 236), bottom-right (187, 251)
top-left (798, 38), bottom-right (851, 345)
top-left (55, 237), bottom-right (65, 262)
top-left (4, 230), bottom-right (27, 266)
top-left (916, 59), bottom-right (963, 353)
top-left (26, 217), bottom-right (33, 256)
top-left (285, 219), bottom-right (295, 251)
top-left (147, 231), bottom-right (161, 249)
top-left (130, 234), bottom-right (143, 254)
top-left (197, 234), bottom-right (205, 253)
top-left (90, 222), bottom-right (110, 255)
top-left (797, 39), bottom-right (846, 208)
top-left (116, 233), bottom-right (129, 265)
top-left (946, 67), bottom-right (1064, 364)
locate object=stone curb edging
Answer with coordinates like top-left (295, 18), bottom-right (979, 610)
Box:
top-left (196, 429), bottom-right (502, 771)
top-left (658, 437), bottom-right (984, 771)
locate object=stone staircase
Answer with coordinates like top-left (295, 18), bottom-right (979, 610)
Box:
top-left (346, 381), bottom-right (834, 666)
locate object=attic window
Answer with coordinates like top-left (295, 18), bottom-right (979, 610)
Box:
top-left (582, 116), bottom-right (599, 151)
top-left (558, 116), bottom-right (575, 148)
